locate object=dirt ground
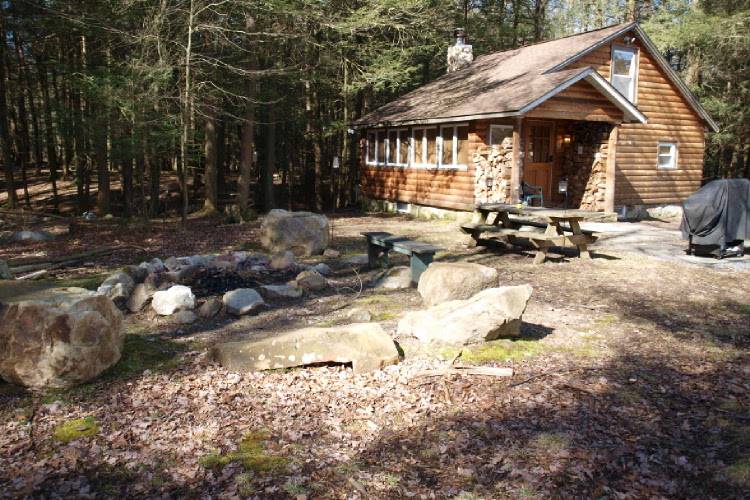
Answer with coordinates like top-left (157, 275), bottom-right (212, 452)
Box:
top-left (1, 212), bottom-right (749, 499)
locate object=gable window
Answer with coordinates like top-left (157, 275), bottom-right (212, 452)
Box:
top-left (611, 45), bottom-right (638, 103)
top-left (489, 124), bottom-right (513, 149)
top-left (657, 142), bottom-right (678, 169)
top-left (438, 124), bottom-right (470, 168)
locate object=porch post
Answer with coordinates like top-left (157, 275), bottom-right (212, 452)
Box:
top-left (604, 124), bottom-right (619, 213)
top-left (510, 116), bottom-right (523, 203)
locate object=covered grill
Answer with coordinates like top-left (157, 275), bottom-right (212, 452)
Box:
top-left (681, 178), bottom-right (750, 258)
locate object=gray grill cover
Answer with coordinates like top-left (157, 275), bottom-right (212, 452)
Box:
top-left (680, 178), bottom-right (750, 246)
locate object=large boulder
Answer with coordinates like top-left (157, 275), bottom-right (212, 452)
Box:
top-left (211, 323), bottom-right (399, 374)
top-left (260, 209), bottom-right (330, 256)
top-left (417, 262), bottom-right (499, 307)
top-left (0, 287), bottom-right (124, 389)
top-left (397, 285), bottom-right (533, 346)
top-left (151, 285), bottom-right (195, 315)
top-left (222, 288), bottom-right (266, 316)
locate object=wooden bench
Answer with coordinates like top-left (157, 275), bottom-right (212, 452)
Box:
top-left (361, 232), bottom-right (441, 285)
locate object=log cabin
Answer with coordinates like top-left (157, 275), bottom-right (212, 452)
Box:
top-left (352, 22), bottom-right (718, 217)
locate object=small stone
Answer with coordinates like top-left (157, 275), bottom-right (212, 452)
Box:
top-left (323, 248), bottom-right (340, 258)
top-left (374, 266), bottom-right (412, 289)
top-left (269, 251), bottom-right (295, 270)
top-left (151, 285), bottom-right (196, 315)
top-left (197, 297), bottom-right (223, 318)
top-left (97, 271), bottom-right (135, 306)
top-left (260, 284), bottom-right (303, 299)
top-left (122, 265), bottom-right (148, 284)
top-left (126, 283), bottom-right (154, 313)
top-left (8, 230), bottom-right (54, 242)
top-left (347, 308), bottom-right (372, 322)
top-left (138, 258), bottom-right (165, 274)
top-left (167, 264), bottom-right (201, 285)
top-left (295, 269), bottom-right (328, 291)
top-left (173, 310), bottom-right (197, 324)
top-left (0, 259), bottom-right (13, 280)
top-left (222, 288), bottom-right (266, 316)
top-left (312, 262), bottom-right (332, 276)
top-left (343, 254), bottom-right (369, 267)
top-left (164, 256), bottom-right (180, 272)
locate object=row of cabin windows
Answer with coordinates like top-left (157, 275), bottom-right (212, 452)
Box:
top-left (366, 125), bottom-right (470, 168)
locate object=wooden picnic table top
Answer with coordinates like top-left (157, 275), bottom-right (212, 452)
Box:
top-left (476, 203), bottom-right (602, 222)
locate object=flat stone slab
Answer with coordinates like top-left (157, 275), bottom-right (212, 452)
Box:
top-left (211, 323), bottom-right (399, 373)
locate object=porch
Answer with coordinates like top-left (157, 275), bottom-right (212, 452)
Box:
top-left (473, 117), bottom-right (619, 213)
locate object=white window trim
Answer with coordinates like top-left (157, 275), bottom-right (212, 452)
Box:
top-left (366, 131), bottom-right (376, 166)
top-left (386, 128), bottom-right (409, 167)
top-left (489, 124), bottom-right (514, 149)
top-left (657, 141), bottom-right (678, 169)
top-left (610, 44), bottom-right (638, 104)
top-left (437, 123), bottom-right (469, 170)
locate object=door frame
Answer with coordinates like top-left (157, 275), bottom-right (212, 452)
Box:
top-left (523, 120), bottom-right (556, 203)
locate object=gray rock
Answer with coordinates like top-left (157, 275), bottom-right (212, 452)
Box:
top-left (0, 287), bottom-right (124, 389)
top-left (211, 323), bottom-right (399, 374)
top-left (346, 307), bottom-right (372, 322)
top-left (164, 257), bottom-right (181, 272)
top-left (260, 209), bottom-right (330, 256)
top-left (122, 265), bottom-right (148, 284)
top-left (323, 248), bottom-right (341, 258)
top-left (138, 258), bottom-right (165, 274)
top-left (269, 251), bottom-right (295, 271)
top-left (126, 283), bottom-right (154, 313)
top-left (0, 259), bottom-right (13, 280)
top-left (197, 297), bottom-right (223, 318)
top-left (9, 230), bottom-right (54, 243)
top-left (343, 254), bottom-right (369, 267)
top-left (397, 285), bottom-right (533, 346)
top-left (295, 269), bottom-right (328, 291)
top-left (260, 284), bottom-right (303, 299)
top-left (222, 288), bottom-right (266, 316)
top-left (374, 266), bottom-right (413, 289)
top-left (97, 271), bottom-right (135, 306)
top-left (417, 262), bottom-right (499, 307)
top-left (312, 262), bottom-right (332, 276)
top-left (166, 264), bottom-right (201, 285)
top-left (151, 285), bottom-right (196, 315)
top-left (144, 272), bottom-right (171, 291)
top-left (173, 310), bottom-right (198, 324)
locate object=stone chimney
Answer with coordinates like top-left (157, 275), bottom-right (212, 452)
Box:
top-left (447, 28), bottom-right (474, 73)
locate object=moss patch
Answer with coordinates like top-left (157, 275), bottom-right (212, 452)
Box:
top-left (199, 431), bottom-right (287, 474)
top-left (53, 416), bottom-right (99, 443)
top-left (459, 339), bottom-right (546, 363)
top-left (531, 432), bottom-right (571, 453)
top-left (100, 331), bottom-right (184, 381)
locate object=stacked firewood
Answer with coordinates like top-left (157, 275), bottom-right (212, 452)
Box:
top-left (473, 139), bottom-right (513, 204)
top-left (578, 145), bottom-right (608, 211)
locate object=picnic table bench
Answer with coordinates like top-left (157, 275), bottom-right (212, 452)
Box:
top-left (361, 232), bottom-right (441, 285)
top-left (460, 203), bottom-right (600, 264)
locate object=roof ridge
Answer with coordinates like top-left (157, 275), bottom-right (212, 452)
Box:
top-left (475, 21), bottom-right (636, 62)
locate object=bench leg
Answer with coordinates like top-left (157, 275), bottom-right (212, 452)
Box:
top-left (533, 248), bottom-right (548, 265)
top-left (367, 243), bottom-right (381, 269)
top-left (410, 253), bottom-right (434, 285)
top-left (467, 230), bottom-right (481, 248)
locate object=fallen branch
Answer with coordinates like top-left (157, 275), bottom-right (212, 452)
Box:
top-left (414, 366), bottom-right (514, 378)
top-left (8, 245), bottom-right (147, 272)
top-left (16, 270), bottom-right (48, 280)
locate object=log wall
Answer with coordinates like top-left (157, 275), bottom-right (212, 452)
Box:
top-left (569, 34), bottom-right (707, 206)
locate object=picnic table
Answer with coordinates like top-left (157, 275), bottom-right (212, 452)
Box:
top-left (460, 203), bottom-right (600, 264)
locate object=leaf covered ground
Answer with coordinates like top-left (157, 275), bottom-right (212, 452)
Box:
top-left (1, 213), bottom-right (749, 499)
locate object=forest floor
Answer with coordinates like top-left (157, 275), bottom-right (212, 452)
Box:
top-left (1, 212), bottom-right (749, 499)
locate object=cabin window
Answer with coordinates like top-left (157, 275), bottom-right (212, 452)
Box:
top-left (366, 130), bottom-right (387, 166)
top-left (489, 125), bottom-right (513, 149)
top-left (385, 128), bottom-right (408, 166)
top-left (366, 131), bottom-right (377, 165)
top-left (438, 124), bottom-right (470, 168)
top-left (376, 130), bottom-right (386, 165)
top-left (657, 142), bottom-right (678, 169)
top-left (611, 45), bottom-right (638, 102)
top-left (412, 127), bottom-right (439, 167)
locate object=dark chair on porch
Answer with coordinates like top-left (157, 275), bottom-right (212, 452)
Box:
top-left (522, 181), bottom-right (544, 207)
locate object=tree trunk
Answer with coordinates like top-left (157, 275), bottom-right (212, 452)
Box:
top-left (37, 54), bottom-right (59, 211)
top-left (203, 103), bottom-right (219, 213)
top-left (263, 105), bottom-right (276, 211)
top-left (0, 18), bottom-right (18, 209)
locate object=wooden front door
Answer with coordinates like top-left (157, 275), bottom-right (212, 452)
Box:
top-left (524, 122), bottom-right (555, 204)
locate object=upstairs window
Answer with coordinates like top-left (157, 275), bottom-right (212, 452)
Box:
top-left (657, 142), bottom-right (678, 169)
top-left (611, 46), bottom-right (638, 102)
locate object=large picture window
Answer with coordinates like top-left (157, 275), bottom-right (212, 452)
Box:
top-left (611, 45), bottom-right (638, 103)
